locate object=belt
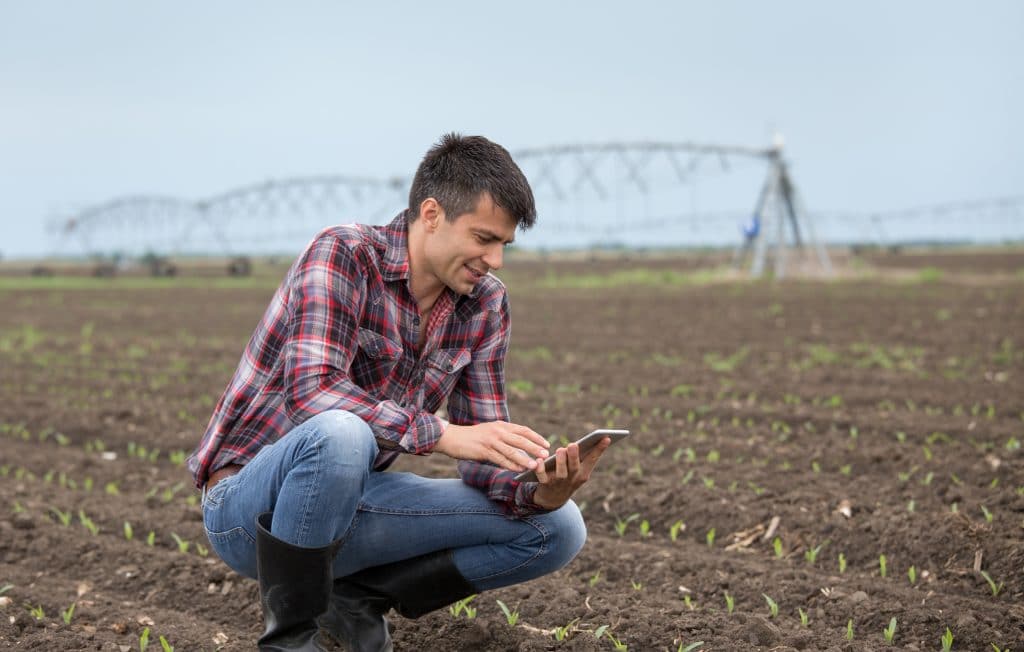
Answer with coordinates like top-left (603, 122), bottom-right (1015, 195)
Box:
top-left (205, 464), bottom-right (243, 492)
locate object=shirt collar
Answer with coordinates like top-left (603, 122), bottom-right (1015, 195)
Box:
top-left (379, 210), bottom-right (482, 302)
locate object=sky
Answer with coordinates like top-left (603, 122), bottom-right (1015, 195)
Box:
top-left (2, 1), bottom-right (1022, 257)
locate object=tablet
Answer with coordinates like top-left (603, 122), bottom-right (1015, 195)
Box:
top-left (513, 429), bottom-right (630, 482)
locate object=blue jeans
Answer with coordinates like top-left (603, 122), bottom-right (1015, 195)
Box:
top-left (202, 410), bottom-right (587, 592)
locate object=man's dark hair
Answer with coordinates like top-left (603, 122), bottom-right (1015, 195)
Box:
top-left (408, 133), bottom-right (536, 230)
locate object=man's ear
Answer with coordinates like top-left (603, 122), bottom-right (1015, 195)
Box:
top-left (419, 198), bottom-right (444, 232)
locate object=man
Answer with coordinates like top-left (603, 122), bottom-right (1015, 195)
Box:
top-left (188, 133), bottom-right (611, 652)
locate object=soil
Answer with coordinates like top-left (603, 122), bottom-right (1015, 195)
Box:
top-left (1, 249), bottom-right (1022, 651)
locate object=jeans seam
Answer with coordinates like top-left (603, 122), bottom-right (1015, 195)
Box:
top-left (468, 515), bottom-right (549, 583)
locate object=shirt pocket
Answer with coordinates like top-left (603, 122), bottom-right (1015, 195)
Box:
top-left (353, 328), bottom-right (403, 388)
top-left (421, 347), bottom-right (473, 399)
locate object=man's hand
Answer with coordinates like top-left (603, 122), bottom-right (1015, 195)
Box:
top-left (434, 421), bottom-right (550, 472)
top-left (532, 437), bottom-right (612, 510)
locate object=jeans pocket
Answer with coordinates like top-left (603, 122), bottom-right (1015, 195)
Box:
top-left (204, 525), bottom-right (257, 579)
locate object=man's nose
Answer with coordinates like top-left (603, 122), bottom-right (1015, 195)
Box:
top-left (483, 243), bottom-right (504, 271)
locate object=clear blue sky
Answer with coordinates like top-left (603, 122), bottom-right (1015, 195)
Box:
top-left (2, 1), bottom-right (1022, 257)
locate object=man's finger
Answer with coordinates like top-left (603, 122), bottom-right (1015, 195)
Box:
top-left (566, 443), bottom-right (581, 476)
top-left (509, 423), bottom-right (549, 450)
top-left (579, 437), bottom-right (612, 472)
top-left (554, 448), bottom-right (569, 479)
top-left (534, 456), bottom-right (549, 483)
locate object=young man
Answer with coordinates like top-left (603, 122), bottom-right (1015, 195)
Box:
top-left (188, 133), bottom-right (612, 652)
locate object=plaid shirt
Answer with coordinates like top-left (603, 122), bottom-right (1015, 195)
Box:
top-left (188, 211), bottom-right (543, 516)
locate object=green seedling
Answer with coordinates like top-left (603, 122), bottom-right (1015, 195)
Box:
top-left (682, 595), bottom-right (695, 610)
top-left (78, 510), bottom-right (99, 536)
top-left (639, 519), bottom-right (651, 537)
top-left (980, 570), bottom-right (1004, 596)
top-left (798, 607), bottom-right (808, 627)
top-left (879, 554), bottom-right (888, 578)
top-left (706, 528), bottom-right (716, 548)
top-left (50, 507), bottom-right (72, 527)
top-left (553, 617), bottom-right (578, 641)
top-left (605, 631), bottom-right (628, 651)
top-left (146, 531), bottom-right (156, 547)
top-left (941, 627), bottom-right (954, 651)
top-left (195, 543), bottom-right (209, 557)
top-left (139, 626), bottom-right (151, 651)
top-left (846, 619), bottom-right (854, 640)
top-left (448, 594), bottom-right (476, 618)
top-left (588, 570), bottom-right (601, 587)
top-left (0, 584), bottom-right (13, 596)
top-left (170, 533), bottom-right (190, 554)
top-left (594, 624), bottom-right (609, 640)
top-left (805, 541), bottom-right (826, 564)
top-left (614, 513), bottom-right (639, 537)
top-left (12, 501), bottom-right (25, 514)
top-left (495, 599), bottom-right (519, 626)
top-left (124, 521), bottom-right (134, 540)
top-left (772, 537), bottom-right (783, 558)
top-left (908, 565), bottom-right (917, 585)
top-left (838, 552), bottom-right (847, 574)
top-left (83, 477), bottom-right (93, 492)
top-left (159, 635), bottom-right (174, 652)
top-left (631, 579), bottom-right (643, 591)
top-left (762, 593), bottom-right (778, 619)
top-left (669, 520), bottom-right (685, 541)
top-left (26, 603), bottom-right (45, 620)
top-left (677, 642), bottom-right (705, 652)
top-left (723, 592), bottom-right (734, 614)
top-left (884, 616), bottom-right (897, 645)
top-left (981, 505), bottom-right (993, 523)
top-left (61, 602), bottom-right (75, 625)
top-left (105, 481), bottom-right (120, 495)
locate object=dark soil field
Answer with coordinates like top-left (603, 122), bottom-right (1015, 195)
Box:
top-left (1, 249), bottom-right (1022, 651)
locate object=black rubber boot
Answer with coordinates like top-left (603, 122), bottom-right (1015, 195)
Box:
top-left (255, 511), bottom-right (341, 652)
top-left (318, 549), bottom-right (476, 652)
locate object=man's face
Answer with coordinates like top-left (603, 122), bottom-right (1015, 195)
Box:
top-left (422, 193), bottom-right (516, 296)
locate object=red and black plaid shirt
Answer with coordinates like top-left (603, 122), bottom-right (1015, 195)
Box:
top-left (188, 211), bottom-right (542, 515)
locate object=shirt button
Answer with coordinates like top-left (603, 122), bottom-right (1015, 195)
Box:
top-left (413, 317), bottom-right (420, 326)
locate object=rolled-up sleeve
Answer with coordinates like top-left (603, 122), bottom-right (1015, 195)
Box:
top-left (452, 292), bottom-right (549, 516)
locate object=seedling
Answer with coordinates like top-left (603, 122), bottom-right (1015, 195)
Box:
top-left (804, 541), bottom-right (826, 565)
top-left (495, 599), bottom-right (519, 626)
top-left (605, 631), bottom-right (628, 651)
top-left (884, 616), bottom-right (897, 645)
top-left (78, 510), bottom-right (99, 536)
top-left (631, 579), bottom-right (643, 591)
top-left (139, 626), bottom-right (151, 651)
top-left (798, 607), bottom-right (808, 627)
top-left (614, 513), bottom-right (639, 537)
top-left (706, 528), bottom-right (716, 548)
top-left (50, 507), bottom-right (72, 527)
top-left (772, 537), bottom-right (783, 558)
top-left (588, 570), bottom-right (601, 587)
top-left (553, 618), bottom-right (579, 641)
top-left (980, 570), bottom-right (1004, 597)
top-left (170, 533), bottom-right (190, 554)
top-left (105, 481), bottom-right (120, 495)
top-left (669, 520), bottom-right (685, 541)
top-left (124, 522), bottom-right (134, 540)
top-left (682, 595), bottom-right (695, 610)
top-left (846, 619), bottom-right (854, 640)
top-left (0, 584), bottom-right (13, 596)
top-left (981, 505), bottom-right (993, 523)
top-left (639, 519), bottom-right (651, 537)
top-left (195, 543), bottom-right (209, 558)
top-left (837, 552), bottom-right (846, 573)
top-left (26, 603), bottom-right (45, 620)
top-left (448, 594), bottom-right (476, 618)
top-left (677, 642), bottom-right (705, 652)
top-left (146, 531), bottom-right (156, 547)
top-left (159, 635), bottom-right (174, 652)
top-left (762, 593), bottom-right (778, 619)
top-left (723, 592), bottom-right (734, 614)
top-left (879, 554), bottom-right (888, 578)
top-left (908, 566), bottom-right (917, 585)
top-left (61, 602), bottom-right (75, 625)
top-left (941, 627), bottom-right (954, 651)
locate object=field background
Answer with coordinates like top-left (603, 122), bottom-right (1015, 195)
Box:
top-left (1, 249), bottom-right (1022, 651)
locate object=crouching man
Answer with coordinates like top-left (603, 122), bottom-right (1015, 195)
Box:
top-left (188, 133), bottom-right (611, 651)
